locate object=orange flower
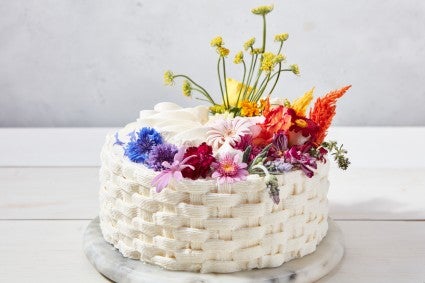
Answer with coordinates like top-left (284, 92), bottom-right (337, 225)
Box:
top-left (240, 100), bottom-right (260, 117)
top-left (310, 85), bottom-right (351, 145)
top-left (253, 105), bottom-right (293, 145)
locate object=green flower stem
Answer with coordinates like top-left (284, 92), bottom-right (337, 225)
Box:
top-left (262, 15), bottom-right (267, 52)
top-left (244, 54), bottom-right (259, 99)
top-left (267, 62), bottom-right (282, 96)
top-left (216, 57), bottom-right (227, 108)
top-left (277, 41), bottom-right (283, 55)
top-left (253, 73), bottom-right (271, 102)
top-left (242, 51), bottom-right (255, 98)
top-left (249, 69), bottom-right (263, 101)
top-left (222, 58), bottom-right (230, 108)
top-left (268, 68), bottom-right (292, 81)
top-left (173, 75), bottom-right (216, 104)
top-left (236, 60), bottom-right (247, 106)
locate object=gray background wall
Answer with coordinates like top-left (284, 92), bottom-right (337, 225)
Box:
top-left (1, 0), bottom-right (424, 127)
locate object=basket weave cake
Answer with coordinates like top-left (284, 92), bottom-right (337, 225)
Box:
top-left (99, 134), bottom-right (330, 273)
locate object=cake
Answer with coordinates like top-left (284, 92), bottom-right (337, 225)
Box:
top-left (99, 4), bottom-right (350, 274)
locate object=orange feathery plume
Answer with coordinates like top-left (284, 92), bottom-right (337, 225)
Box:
top-left (310, 85), bottom-right (351, 145)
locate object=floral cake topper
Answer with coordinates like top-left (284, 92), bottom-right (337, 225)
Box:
top-left (115, 4), bottom-right (351, 204)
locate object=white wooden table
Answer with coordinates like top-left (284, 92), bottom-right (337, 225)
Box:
top-left (1, 127), bottom-right (424, 282)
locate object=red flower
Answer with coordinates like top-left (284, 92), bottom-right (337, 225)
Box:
top-left (181, 142), bottom-right (216, 179)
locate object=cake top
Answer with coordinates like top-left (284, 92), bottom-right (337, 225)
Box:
top-left (112, 4), bottom-right (350, 204)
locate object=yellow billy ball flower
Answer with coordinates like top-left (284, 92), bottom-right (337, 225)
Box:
top-left (163, 70), bottom-right (174, 85)
top-left (217, 46), bottom-right (230, 57)
top-left (209, 104), bottom-right (226, 114)
top-left (260, 52), bottom-right (276, 72)
top-left (182, 80), bottom-right (191, 97)
top-left (210, 36), bottom-right (223, 47)
top-left (251, 5), bottom-right (274, 15)
top-left (243, 37), bottom-right (256, 51)
top-left (251, 48), bottom-right (263, 54)
top-left (274, 33), bottom-right (289, 42)
top-left (274, 54), bottom-right (285, 64)
top-left (233, 51), bottom-right (244, 64)
top-left (290, 64), bottom-right (300, 75)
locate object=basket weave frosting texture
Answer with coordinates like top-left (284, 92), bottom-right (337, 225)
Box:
top-left (99, 134), bottom-right (330, 273)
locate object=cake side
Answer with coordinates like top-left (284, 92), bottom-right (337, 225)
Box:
top-left (99, 132), bottom-right (330, 273)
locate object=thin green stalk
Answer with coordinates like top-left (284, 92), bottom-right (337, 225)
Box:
top-left (253, 73), bottom-right (271, 102)
top-left (277, 41), bottom-right (283, 55)
top-left (216, 57), bottom-right (227, 108)
top-left (244, 54), bottom-right (259, 99)
top-left (173, 75), bottom-right (216, 104)
top-left (262, 15), bottom-right (267, 52)
top-left (249, 69), bottom-right (263, 101)
top-left (236, 60), bottom-right (247, 106)
top-left (267, 62), bottom-right (282, 96)
top-left (242, 51), bottom-right (255, 98)
top-left (268, 68), bottom-right (292, 81)
top-left (222, 58), bottom-right (230, 108)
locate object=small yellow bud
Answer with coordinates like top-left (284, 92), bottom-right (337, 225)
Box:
top-left (274, 33), bottom-right (289, 42)
top-left (243, 37), bottom-right (256, 51)
top-left (163, 70), bottom-right (174, 85)
top-left (251, 48), bottom-right (263, 55)
top-left (274, 54), bottom-right (285, 64)
top-left (290, 64), bottom-right (300, 75)
top-left (182, 80), bottom-right (191, 97)
top-left (209, 104), bottom-right (226, 114)
top-left (210, 36), bottom-right (223, 47)
top-left (217, 46), bottom-right (230, 57)
top-left (233, 51), bottom-right (244, 64)
top-left (251, 5), bottom-right (274, 15)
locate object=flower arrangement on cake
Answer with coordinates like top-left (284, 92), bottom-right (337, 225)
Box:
top-left (114, 4), bottom-right (350, 205)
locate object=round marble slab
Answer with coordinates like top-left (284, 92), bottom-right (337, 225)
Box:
top-left (84, 217), bottom-right (344, 283)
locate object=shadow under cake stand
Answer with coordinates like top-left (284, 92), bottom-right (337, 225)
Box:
top-left (83, 217), bottom-right (343, 283)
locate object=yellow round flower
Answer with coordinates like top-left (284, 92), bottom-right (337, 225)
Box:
top-left (260, 52), bottom-right (276, 72)
top-left (251, 48), bottom-right (263, 55)
top-left (163, 70), bottom-right (174, 85)
top-left (233, 51), bottom-right (244, 64)
top-left (182, 80), bottom-right (191, 97)
top-left (243, 37), bottom-right (256, 51)
top-left (210, 36), bottom-right (223, 47)
top-left (209, 104), bottom-right (226, 114)
top-left (274, 54), bottom-right (285, 64)
top-left (217, 46), bottom-right (230, 57)
top-left (251, 5), bottom-right (274, 15)
top-left (290, 64), bottom-right (300, 75)
top-left (274, 33), bottom-right (289, 42)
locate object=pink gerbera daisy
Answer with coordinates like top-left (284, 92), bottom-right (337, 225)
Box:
top-left (212, 153), bottom-right (249, 184)
top-left (206, 117), bottom-right (253, 149)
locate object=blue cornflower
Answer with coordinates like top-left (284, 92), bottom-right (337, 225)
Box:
top-left (146, 143), bottom-right (178, 171)
top-left (124, 127), bottom-right (163, 163)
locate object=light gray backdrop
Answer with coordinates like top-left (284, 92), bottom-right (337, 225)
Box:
top-left (1, 0), bottom-right (424, 127)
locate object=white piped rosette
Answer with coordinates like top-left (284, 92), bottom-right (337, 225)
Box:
top-left (99, 102), bottom-right (330, 273)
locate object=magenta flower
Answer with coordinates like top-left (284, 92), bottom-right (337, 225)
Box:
top-left (212, 153), bottom-right (249, 184)
top-left (151, 148), bottom-right (195, 192)
top-left (284, 144), bottom-right (317, 178)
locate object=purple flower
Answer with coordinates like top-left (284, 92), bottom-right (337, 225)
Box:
top-left (265, 158), bottom-right (293, 173)
top-left (151, 148), bottom-right (195, 193)
top-left (146, 143), bottom-right (178, 171)
top-left (284, 144), bottom-right (317, 178)
top-left (124, 127), bottom-right (163, 163)
top-left (269, 131), bottom-right (288, 158)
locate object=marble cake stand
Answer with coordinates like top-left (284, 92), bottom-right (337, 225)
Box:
top-left (83, 217), bottom-right (344, 283)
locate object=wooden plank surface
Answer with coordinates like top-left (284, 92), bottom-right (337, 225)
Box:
top-left (1, 220), bottom-right (424, 283)
top-left (1, 167), bottom-right (424, 220)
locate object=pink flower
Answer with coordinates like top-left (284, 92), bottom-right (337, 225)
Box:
top-left (211, 153), bottom-right (249, 184)
top-left (151, 148), bottom-right (194, 192)
top-left (206, 117), bottom-right (253, 149)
